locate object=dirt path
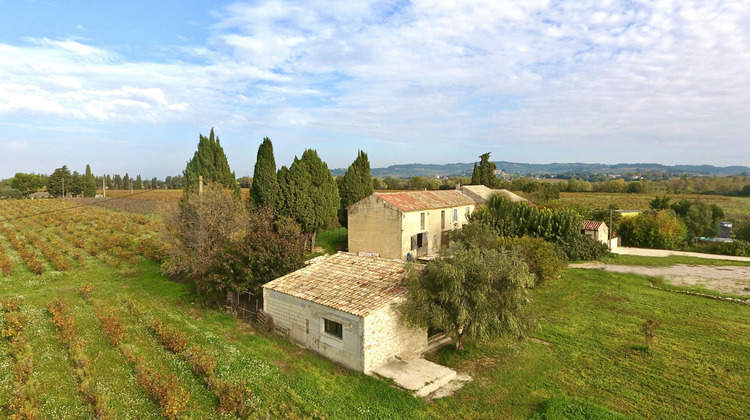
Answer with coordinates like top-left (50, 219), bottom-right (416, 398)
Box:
top-left (570, 262), bottom-right (750, 296)
top-left (613, 247), bottom-right (750, 262)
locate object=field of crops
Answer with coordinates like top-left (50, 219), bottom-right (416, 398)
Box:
top-left (555, 192), bottom-right (750, 219)
top-left (2, 198), bottom-right (749, 419)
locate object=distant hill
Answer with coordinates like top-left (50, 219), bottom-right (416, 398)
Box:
top-left (330, 161), bottom-right (750, 178)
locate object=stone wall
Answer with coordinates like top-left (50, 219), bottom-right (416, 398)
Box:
top-left (400, 204), bottom-right (473, 259)
top-left (348, 196), bottom-right (403, 259)
top-left (263, 289), bottom-right (365, 371)
top-left (362, 300), bottom-right (428, 372)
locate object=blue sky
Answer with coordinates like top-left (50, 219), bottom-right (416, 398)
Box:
top-left (2, 0), bottom-right (749, 180)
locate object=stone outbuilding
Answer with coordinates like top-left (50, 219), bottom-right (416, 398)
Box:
top-left (459, 184), bottom-right (528, 205)
top-left (347, 190), bottom-right (475, 260)
top-left (262, 252), bottom-right (429, 373)
top-left (582, 220), bottom-right (618, 249)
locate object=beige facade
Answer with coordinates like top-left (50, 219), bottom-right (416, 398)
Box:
top-left (348, 191), bottom-right (475, 260)
top-left (262, 253), bottom-right (429, 373)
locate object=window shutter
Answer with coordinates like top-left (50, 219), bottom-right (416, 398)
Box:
top-left (411, 235), bottom-right (417, 250)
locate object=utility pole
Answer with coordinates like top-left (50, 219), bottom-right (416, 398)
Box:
top-left (62, 177), bottom-right (65, 199)
top-left (102, 174), bottom-right (106, 197)
top-left (130, 179), bottom-right (133, 194)
top-left (609, 208), bottom-right (613, 250)
top-left (198, 175), bottom-right (203, 195)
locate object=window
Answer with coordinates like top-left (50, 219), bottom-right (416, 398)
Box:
top-left (452, 208), bottom-right (458, 222)
top-left (441, 210), bottom-right (445, 229)
top-left (465, 207), bottom-right (470, 218)
top-left (324, 318), bottom-right (343, 339)
top-left (420, 212), bottom-right (426, 230)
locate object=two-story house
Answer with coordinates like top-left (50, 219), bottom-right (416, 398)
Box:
top-left (347, 190), bottom-right (475, 260)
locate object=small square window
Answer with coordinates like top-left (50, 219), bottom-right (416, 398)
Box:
top-left (324, 318), bottom-right (343, 339)
top-left (452, 208), bottom-right (458, 222)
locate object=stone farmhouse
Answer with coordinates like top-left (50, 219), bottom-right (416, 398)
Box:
top-left (262, 252), bottom-right (430, 373)
top-left (346, 190), bottom-right (476, 260)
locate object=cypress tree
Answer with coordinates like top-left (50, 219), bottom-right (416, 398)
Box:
top-left (470, 162), bottom-right (480, 185)
top-left (337, 150), bottom-right (374, 227)
top-left (183, 128), bottom-right (241, 199)
top-left (249, 137), bottom-right (280, 211)
top-left (277, 150), bottom-right (339, 250)
top-left (84, 164), bottom-right (97, 197)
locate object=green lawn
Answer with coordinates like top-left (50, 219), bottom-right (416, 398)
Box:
top-left (2, 238), bottom-right (749, 418)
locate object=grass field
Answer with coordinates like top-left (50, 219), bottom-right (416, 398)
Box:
top-left (555, 192), bottom-right (750, 220)
top-left (2, 199), bottom-right (749, 418)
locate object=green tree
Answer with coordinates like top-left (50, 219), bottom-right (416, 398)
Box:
top-left (47, 166), bottom-right (72, 197)
top-left (249, 137), bottom-right (280, 211)
top-left (183, 128), bottom-right (240, 199)
top-left (619, 210), bottom-right (687, 250)
top-left (69, 171), bottom-right (84, 197)
top-left (161, 183), bottom-right (305, 300)
top-left (277, 150), bottom-right (339, 250)
top-left (123, 173), bottom-right (131, 191)
top-left (11, 173), bottom-right (46, 196)
top-left (337, 150), bottom-right (374, 227)
top-left (398, 246), bottom-right (536, 350)
top-left (470, 153), bottom-right (500, 188)
top-left (84, 165), bottom-right (97, 197)
top-left (134, 175), bottom-right (143, 190)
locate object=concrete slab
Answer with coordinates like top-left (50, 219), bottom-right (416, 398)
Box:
top-left (373, 358), bottom-right (457, 397)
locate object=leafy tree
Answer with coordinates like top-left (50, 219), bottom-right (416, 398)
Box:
top-left (249, 137), bottom-right (280, 211)
top-left (151, 177), bottom-right (158, 189)
top-left (650, 195), bottom-right (671, 210)
top-left (11, 173), bottom-right (46, 196)
top-left (372, 177), bottom-right (384, 190)
top-left (123, 173), bottom-right (131, 191)
top-left (450, 223), bottom-right (565, 284)
top-left (47, 166), bottom-right (72, 197)
top-left (161, 183), bottom-right (305, 300)
top-left (337, 150), bottom-right (374, 227)
top-left (383, 177), bottom-right (404, 190)
top-left (277, 150), bottom-right (339, 250)
top-left (84, 165), bottom-right (97, 197)
top-left (69, 171), bottom-right (84, 197)
top-left (470, 153), bottom-right (501, 188)
top-left (135, 175), bottom-right (143, 190)
top-left (619, 210), bottom-right (687, 250)
top-left (398, 246), bottom-right (536, 350)
top-left (183, 128), bottom-right (240, 199)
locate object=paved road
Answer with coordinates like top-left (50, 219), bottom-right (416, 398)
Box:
top-left (612, 247), bottom-right (750, 263)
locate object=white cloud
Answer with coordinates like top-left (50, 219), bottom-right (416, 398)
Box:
top-left (1, 0), bottom-right (749, 168)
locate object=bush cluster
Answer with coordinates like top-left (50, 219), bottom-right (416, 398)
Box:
top-left (151, 318), bottom-right (189, 353)
top-left (717, 239), bottom-right (750, 257)
top-left (2, 300), bottom-right (39, 419)
top-left (135, 363), bottom-right (191, 420)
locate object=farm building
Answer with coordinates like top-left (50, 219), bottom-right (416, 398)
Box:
top-left (459, 184), bottom-right (528, 205)
top-left (582, 220), bottom-right (618, 250)
top-left (347, 190), bottom-right (475, 260)
top-left (262, 252), bottom-right (429, 373)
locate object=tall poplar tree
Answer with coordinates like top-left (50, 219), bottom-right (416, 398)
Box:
top-left (337, 150), bottom-right (374, 227)
top-left (249, 137), bottom-right (280, 211)
top-left (183, 128), bottom-right (240, 199)
top-left (84, 164), bottom-right (97, 197)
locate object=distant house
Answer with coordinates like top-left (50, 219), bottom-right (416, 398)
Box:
top-left (262, 252), bottom-right (430, 373)
top-left (718, 222), bottom-right (733, 239)
top-left (582, 220), bottom-right (618, 249)
top-left (347, 190), bottom-right (475, 260)
top-left (459, 185), bottom-right (528, 205)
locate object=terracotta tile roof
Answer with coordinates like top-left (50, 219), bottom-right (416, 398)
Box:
top-left (582, 220), bottom-right (605, 231)
top-left (263, 252), bottom-right (412, 317)
top-left (373, 190), bottom-right (475, 212)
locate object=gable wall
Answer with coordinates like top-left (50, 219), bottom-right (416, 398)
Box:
top-left (363, 301), bottom-right (428, 372)
top-left (347, 195), bottom-right (403, 259)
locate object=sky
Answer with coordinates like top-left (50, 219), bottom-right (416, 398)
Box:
top-left (1, 0), bottom-right (749, 180)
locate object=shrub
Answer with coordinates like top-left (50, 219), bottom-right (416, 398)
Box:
top-left (79, 283), bottom-right (94, 300)
top-left (151, 318), bottom-right (189, 353)
top-left (209, 377), bottom-right (255, 417)
top-left (2, 297), bottom-right (23, 313)
top-left (531, 395), bottom-right (626, 419)
top-left (497, 236), bottom-right (565, 284)
top-left (2, 312), bottom-right (29, 342)
top-left (135, 364), bottom-right (191, 420)
top-left (97, 309), bottom-right (127, 346)
top-left (717, 240), bottom-right (750, 257)
top-left (643, 319), bottom-right (661, 350)
top-left (557, 234), bottom-right (609, 262)
top-left (183, 344), bottom-right (217, 377)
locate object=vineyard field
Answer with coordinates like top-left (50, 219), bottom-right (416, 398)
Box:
top-left (2, 199), bottom-right (749, 419)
